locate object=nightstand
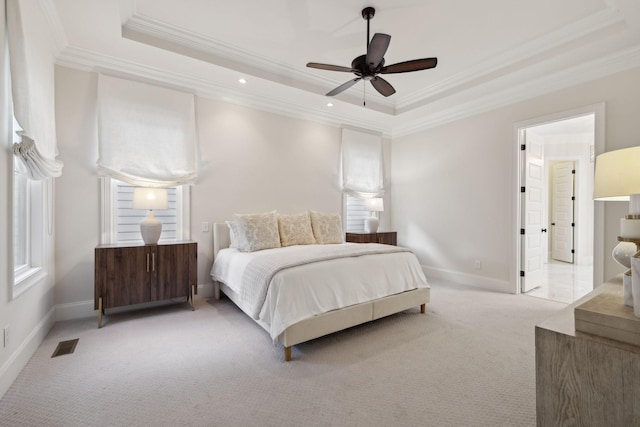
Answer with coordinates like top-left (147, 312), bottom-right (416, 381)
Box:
top-left (94, 240), bottom-right (197, 328)
top-left (345, 232), bottom-right (397, 246)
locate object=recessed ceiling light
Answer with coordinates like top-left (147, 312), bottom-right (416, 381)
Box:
top-left (327, 102), bottom-right (333, 107)
top-left (238, 78), bottom-right (247, 84)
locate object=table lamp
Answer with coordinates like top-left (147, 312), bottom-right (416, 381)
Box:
top-left (132, 187), bottom-right (168, 245)
top-left (364, 198), bottom-right (384, 233)
top-left (594, 146), bottom-right (640, 310)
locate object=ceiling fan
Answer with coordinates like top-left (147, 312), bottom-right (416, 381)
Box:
top-left (307, 7), bottom-right (438, 98)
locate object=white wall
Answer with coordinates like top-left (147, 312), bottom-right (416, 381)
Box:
top-left (53, 66), bottom-right (393, 313)
top-left (0, 0), bottom-right (57, 399)
top-left (392, 67), bottom-right (640, 292)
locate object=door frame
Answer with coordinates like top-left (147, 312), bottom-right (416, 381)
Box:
top-left (511, 103), bottom-right (605, 294)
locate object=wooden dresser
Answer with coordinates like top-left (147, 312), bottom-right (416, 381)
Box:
top-left (535, 276), bottom-right (640, 426)
top-left (94, 241), bottom-right (197, 327)
top-left (345, 232), bottom-right (397, 246)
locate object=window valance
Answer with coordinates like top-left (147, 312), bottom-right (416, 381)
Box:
top-left (97, 74), bottom-right (197, 187)
top-left (340, 128), bottom-right (384, 199)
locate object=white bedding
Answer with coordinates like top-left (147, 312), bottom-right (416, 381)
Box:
top-left (210, 243), bottom-right (429, 342)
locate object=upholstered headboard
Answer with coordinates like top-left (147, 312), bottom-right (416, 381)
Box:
top-left (213, 222), bottom-right (231, 260)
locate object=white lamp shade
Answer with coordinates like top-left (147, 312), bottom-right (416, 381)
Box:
top-left (594, 146), bottom-right (640, 201)
top-left (132, 188), bottom-right (168, 244)
top-left (132, 188), bottom-right (168, 210)
top-left (365, 198), bottom-right (384, 212)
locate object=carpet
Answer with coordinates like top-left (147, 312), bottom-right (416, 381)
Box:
top-left (0, 279), bottom-right (565, 426)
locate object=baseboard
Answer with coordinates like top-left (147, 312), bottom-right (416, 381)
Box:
top-left (423, 265), bottom-right (512, 293)
top-left (55, 300), bottom-right (95, 321)
top-left (0, 306), bottom-right (56, 400)
top-left (197, 282), bottom-right (215, 298)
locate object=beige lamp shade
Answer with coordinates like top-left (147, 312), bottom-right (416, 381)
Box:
top-left (364, 197), bottom-right (384, 212)
top-left (594, 146), bottom-right (640, 201)
top-left (132, 188), bottom-right (168, 210)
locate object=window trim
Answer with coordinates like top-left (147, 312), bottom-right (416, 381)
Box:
top-left (12, 176), bottom-right (47, 299)
top-left (100, 177), bottom-right (191, 245)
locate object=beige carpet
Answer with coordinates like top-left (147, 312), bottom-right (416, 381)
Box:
top-left (0, 280), bottom-right (565, 426)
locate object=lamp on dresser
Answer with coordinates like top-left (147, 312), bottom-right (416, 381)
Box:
top-left (594, 145), bottom-right (640, 313)
top-left (364, 197), bottom-right (384, 233)
top-left (132, 187), bottom-right (168, 245)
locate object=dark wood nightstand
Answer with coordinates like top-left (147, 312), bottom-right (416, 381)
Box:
top-left (345, 232), bottom-right (397, 246)
top-left (94, 240), bottom-right (197, 328)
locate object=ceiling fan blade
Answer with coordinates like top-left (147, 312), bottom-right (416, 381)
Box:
top-left (326, 77), bottom-right (362, 96)
top-left (380, 57), bottom-right (438, 74)
top-left (307, 62), bottom-right (355, 72)
top-left (370, 76), bottom-right (396, 97)
top-left (366, 33), bottom-right (391, 69)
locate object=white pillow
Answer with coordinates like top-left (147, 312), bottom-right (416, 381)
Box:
top-left (234, 211), bottom-right (281, 252)
top-left (225, 220), bottom-right (240, 249)
top-left (309, 211), bottom-right (344, 244)
top-left (277, 212), bottom-right (316, 247)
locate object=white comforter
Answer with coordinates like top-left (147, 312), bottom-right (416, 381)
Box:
top-left (210, 243), bottom-right (429, 342)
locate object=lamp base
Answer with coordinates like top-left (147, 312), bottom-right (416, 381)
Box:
top-left (364, 216), bottom-right (379, 234)
top-left (140, 211), bottom-right (162, 245)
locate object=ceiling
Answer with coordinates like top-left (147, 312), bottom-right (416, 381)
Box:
top-left (45, 0), bottom-right (640, 137)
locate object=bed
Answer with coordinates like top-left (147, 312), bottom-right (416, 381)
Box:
top-left (210, 221), bottom-right (430, 361)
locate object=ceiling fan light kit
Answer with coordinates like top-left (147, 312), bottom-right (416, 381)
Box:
top-left (307, 7), bottom-right (438, 98)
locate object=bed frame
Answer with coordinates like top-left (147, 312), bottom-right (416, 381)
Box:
top-left (212, 223), bottom-right (429, 361)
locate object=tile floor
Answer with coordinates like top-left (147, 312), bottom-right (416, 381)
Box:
top-left (525, 260), bottom-right (593, 304)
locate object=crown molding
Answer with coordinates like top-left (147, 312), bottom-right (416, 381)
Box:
top-left (395, 7), bottom-right (626, 110)
top-left (122, 13), bottom-right (397, 113)
top-left (55, 40), bottom-right (640, 140)
top-left (391, 44), bottom-right (640, 138)
top-left (55, 46), bottom-right (394, 136)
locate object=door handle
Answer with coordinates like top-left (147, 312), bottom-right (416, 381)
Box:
top-left (146, 253), bottom-right (150, 272)
top-left (541, 229), bottom-right (547, 233)
top-left (152, 253), bottom-right (155, 272)
top-left (551, 223), bottom-right (556, 226)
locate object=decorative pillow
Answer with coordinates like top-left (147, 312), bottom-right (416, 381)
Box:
top-left (277, 212), bottom-right (316, 247)
top-left (309, 211), bottom-right (343, 244)
top-left (234, 211), bottom-right (281, 252)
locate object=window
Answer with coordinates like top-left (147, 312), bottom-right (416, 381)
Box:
top-left (12, 117), bottom-right (45, 293)
top-left (344, 194), bottom-right (369, 233)
top-left (101, 178), bottom-right (190, 244)
top-left (340, 128), bottom-right (384, 233)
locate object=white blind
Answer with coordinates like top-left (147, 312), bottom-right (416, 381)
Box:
top-left (7, 0), bottom-right (63, 180)
top-left (97, 74), bottom-right (197, 187)
top-left (340, 128), bottom-right (383, 198)
top-left (344, 194), bottom-right (369, 233)
top-left (115, 182), bottom-right (178, 243)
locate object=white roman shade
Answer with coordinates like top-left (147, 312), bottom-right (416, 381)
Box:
top-left (7, 0), bottom-right (63, 180)
top-left (340, 127), bottom-right (384, 198)
top-left (97, 74), bottom-right (197, 187)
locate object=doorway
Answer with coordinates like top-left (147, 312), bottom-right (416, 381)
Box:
top-left (517, 113), bottom-right (596, 303)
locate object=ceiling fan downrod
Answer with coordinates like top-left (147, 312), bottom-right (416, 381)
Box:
top-left (362, 7), bottom-right (375, 49)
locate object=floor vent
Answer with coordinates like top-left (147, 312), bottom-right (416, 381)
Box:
top-left (51, 339), bottom-right (79, 358)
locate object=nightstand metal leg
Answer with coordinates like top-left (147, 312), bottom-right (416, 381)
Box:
top-left (190, 285), bottom-right (195, 311)
top-left (420, 303), bottom-right (426, 314)
top-left (98, 297), bottom-right (103, 328)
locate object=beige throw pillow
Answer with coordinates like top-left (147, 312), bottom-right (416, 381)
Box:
top-left (234, 211), bottom-right (281, 252)
top-left (309, 211), bottom-right (343, 244)
top-left (278, 212), bottom-right (316, 247)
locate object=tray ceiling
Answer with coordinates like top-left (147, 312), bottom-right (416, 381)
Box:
top-left (47, 0), bottom-right (640, 137)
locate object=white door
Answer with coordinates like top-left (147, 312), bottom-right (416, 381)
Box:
top-left (551, 161), bottom-right (575, 263)
top-left (521, 132), bottom-right (544, 293)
